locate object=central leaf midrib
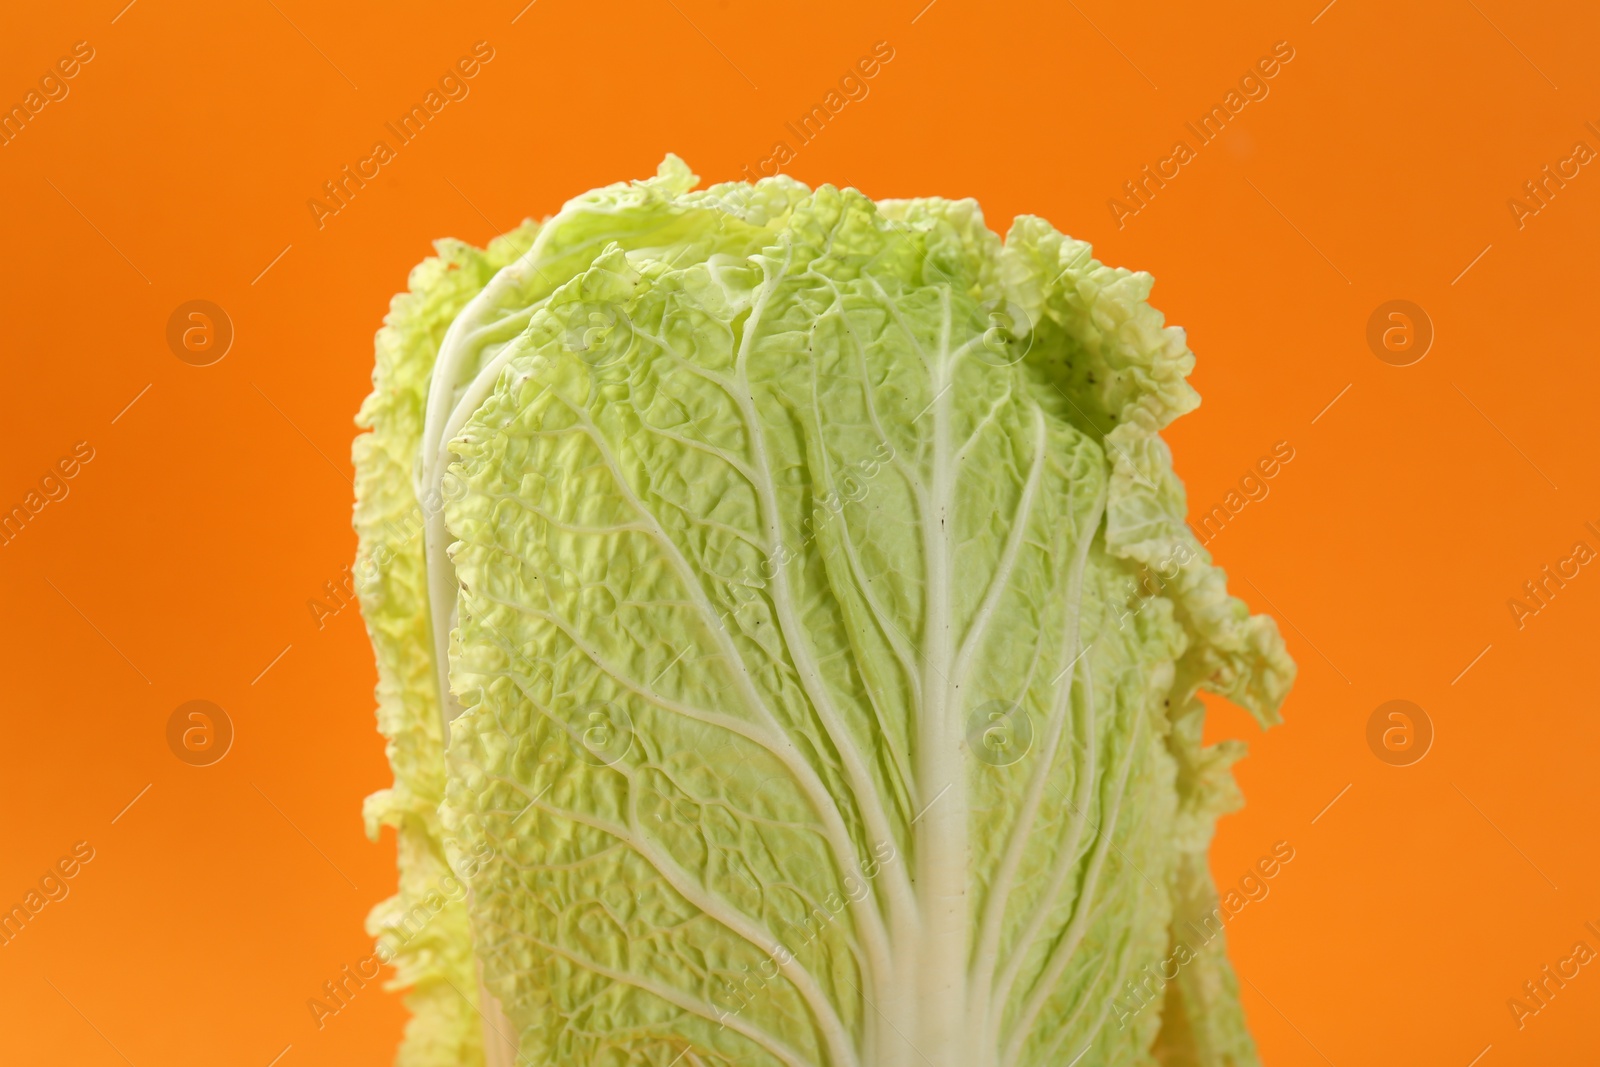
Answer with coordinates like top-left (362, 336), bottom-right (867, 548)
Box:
top-left (909, 287), bottom-right (972, 1066)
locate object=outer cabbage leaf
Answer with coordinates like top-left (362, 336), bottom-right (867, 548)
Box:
top-left (425, 169), bottom-right (1294, 1067)
top-left (355, 221), bottom-right (538, 1067)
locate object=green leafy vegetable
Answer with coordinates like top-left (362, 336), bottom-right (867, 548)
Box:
top-left (354, 156), bottom-right (1293, 1067)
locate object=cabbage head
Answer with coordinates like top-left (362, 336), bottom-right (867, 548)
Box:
top-left (353, 156), bottom-right (1294, 1067)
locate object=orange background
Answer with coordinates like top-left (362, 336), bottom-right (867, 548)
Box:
top-left (2, 1), bottom-right (1597, 1064)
